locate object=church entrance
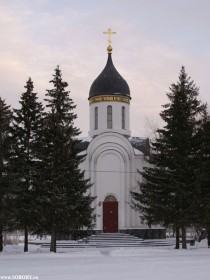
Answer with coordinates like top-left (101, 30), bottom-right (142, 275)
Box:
top-left (103, 195), bottom-right (118, 233)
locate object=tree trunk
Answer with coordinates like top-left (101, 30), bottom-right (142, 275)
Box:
top-left (182, 227), bottom-right (187, 249)
top-left (207, 233), bottom-right (210, 248)
top-left (50, 228), bottom-right (57, 253)
top-left (24, 226), bottom-right (28, 252)
top-left (0, 226), bottom-right (3, 252)
top-left (175, 226), bottom-right (180, 249)
top-left (207, 226), bottom-right (210, 248)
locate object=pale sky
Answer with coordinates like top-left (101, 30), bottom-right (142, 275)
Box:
top-left (0, 0), bottom-right (210, 137)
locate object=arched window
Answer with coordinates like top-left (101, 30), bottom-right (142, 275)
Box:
top-left (122, 106), bottom-right (125, 129)
top-left (107, 105), bottom-right (112, 129)
top-left (104, 195), bottom-right (117, 202)
top-left (95, 107), bottom-right (98, 130)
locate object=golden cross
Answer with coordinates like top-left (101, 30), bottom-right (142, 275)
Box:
top-left (103, 28), bottom-right (116, 47)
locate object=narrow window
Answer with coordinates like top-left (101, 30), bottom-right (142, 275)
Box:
top-left (107, 105), bottom-right (112, 129)
top-left (122, 106), bottom-right (125, 129)
top-left (95, 107), bottom-right (98, 130)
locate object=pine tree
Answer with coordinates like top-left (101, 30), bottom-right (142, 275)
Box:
top-left (10, 78), bottom-right (44, 252)
top-left (38, 66), bottom-right (94, 253)
top-left (131, 67), bottom-right (206, 249)
top-left (0, 98), bottom-right (12, 252)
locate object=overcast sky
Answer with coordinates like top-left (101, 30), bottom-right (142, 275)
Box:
top-left (0, 0), bottom-right (210, 137)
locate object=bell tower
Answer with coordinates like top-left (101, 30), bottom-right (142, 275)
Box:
top-left (88, 28), bottom-right (131, 137)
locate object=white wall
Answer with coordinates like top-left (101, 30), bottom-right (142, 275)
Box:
top-left (89, 101), bottom-right (131, 137)
top-left (81, 132), bottom-right (147, 231)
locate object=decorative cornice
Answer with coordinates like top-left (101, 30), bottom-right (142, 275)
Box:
top-left (89, 95), bottom-right (130, 105)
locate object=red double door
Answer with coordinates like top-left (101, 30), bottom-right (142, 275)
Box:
top-left (103, 201), bottom-right (118, 233)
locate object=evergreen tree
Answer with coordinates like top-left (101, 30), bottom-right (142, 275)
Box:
top-left (38, 66), bottom-right (94, 253)
top-left (10, 78), bottom-right (44, 252)
top-left (196, 111), bottom-right (210, 246)
top-left (131, 67), bottom-right (206, 249)
top-left (0, 98), bottom-right (12, 252)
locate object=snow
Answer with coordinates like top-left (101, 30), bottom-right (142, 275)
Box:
top-left (129, 136), bottom-right (148, 144)
top-left (78, 136), bottom-right (92, 142)
top-left (78, 150), bottom-right (87, 156)
top-left (1, 241), bottom-right (210, 280)
top-left (134, 148), bottom-right (143, 155)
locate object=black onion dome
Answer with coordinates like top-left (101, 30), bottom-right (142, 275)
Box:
top-left (89, 53), bottom-right (130, 99)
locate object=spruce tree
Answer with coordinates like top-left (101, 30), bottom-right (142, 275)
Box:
top-left (202, 115), bottom-right (210, 246)
top-left (0, 98), bottom-right (12, 252)
top-left (131, 67), bottom-right (206, 249)
top-left (10, 78), bottom-right (44, 252)
top-left (39, 66), bottom-right (94, 253)
top-left (196, 111), bottom-right (210, 246)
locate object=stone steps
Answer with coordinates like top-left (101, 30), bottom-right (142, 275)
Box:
top-left (35, 233), bottom-right (176, 249)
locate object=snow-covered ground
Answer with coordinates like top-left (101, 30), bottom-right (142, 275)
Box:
top-left (1, 241), bottom-right (210, 280)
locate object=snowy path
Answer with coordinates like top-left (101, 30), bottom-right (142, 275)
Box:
top-left (1, 245), bottom-right (210, 280)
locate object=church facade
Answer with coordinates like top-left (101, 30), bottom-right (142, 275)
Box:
top-left (80, 34), bottom-right (165, 239)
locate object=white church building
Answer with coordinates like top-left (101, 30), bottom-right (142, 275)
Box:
top-left (80, 31), bottom-right (165, 239)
